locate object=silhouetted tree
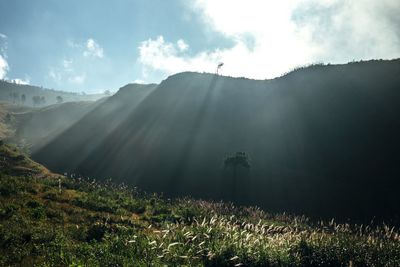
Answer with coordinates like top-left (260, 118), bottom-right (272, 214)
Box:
top-left (40, 96), bottom-right (46, 105)
top-left (12, 92), bottom-right (19, 104)
top-left (216, 62), bottom-right (224, 75)
top-left (32, 96), bottom-right (41, 106)
top-left (224, 152), bottom-right (250, 198)
top-left (56, 95), bottom-right (63, 104)
top-left (5, 113), bottom-right (11, 123)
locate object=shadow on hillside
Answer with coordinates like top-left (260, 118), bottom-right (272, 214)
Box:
top-left (33, 60), bottom-right (400, 224)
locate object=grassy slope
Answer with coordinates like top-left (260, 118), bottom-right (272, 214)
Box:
top-left (0, 102), bottom-right (34, 140)
top-left (0, 104), bottom-right (12, 140)
top-left (0, 143), bottom-right (399, 266)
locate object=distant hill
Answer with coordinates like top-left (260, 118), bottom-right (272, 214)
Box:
top-left (13, 100), bottom-right (104, 150)
top-left (15, 83), bottom-right (156, 150)
top-left (0, 80), bottom-right (107, 107)
top-left (32, 59), bottom-right (400, 221)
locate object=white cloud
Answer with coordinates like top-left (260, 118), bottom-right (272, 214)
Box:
top-left (0, 55), bottom-right (8, 79)
top-left (138, 36), bottom-right (220, 76)
top-left (296, 0), bottom-right (400, 62)
top-left (48, 38), bottom-right (105, 88)
top-left (11, 78), bottom-right (30, 85)
top-left (48, 69), bottom-right (62, 82)
top-left (62, 59), bottom-right (74, 72)
top-left (0, 33), bottom-right (7, 55)
top-left (0, 33), bottom-right (30, 83)
top-left (189, 1), bottom-right (320, 78)
top-left (133, 79), bottom-right (146, 84)
top-left (138, 0), bottom-right (400, 80)
top-left (0, 33), bottom-right (8, 79)
top-left (83, 38), bottom-right (104, 58)
top-left (49, 38), bottom-right (105, 89)
top-left (67, 39), bottom-right (81, 48)
top-left (49, 58), bottom-right (85, 86)
top-left (68, 73), bottom-right (86, 84)
top-left (177, 39), bottom-right (189, 52)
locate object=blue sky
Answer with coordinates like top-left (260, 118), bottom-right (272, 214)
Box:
top-left (0, 0), bottom-right (399, 93)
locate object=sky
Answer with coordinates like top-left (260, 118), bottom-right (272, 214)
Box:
top-left (0, 0), bottom-right (399, 93)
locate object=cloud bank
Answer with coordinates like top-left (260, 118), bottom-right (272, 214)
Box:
top-left (138, 0), bottom-right (400, 80)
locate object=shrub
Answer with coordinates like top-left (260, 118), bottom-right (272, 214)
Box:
top-left (14, 155), bottom-right (25, 161)
top-left (72, 194), bottom-right (118, 213)
top-left (125, 200), bottom-right (146, 214)
top-left (43, 192), bottom-right (58, 201)
top-left (26, 200), bottom-right (42, 209)
top-left (0, 204), bottom-right (19, 219)
top-left (174, 206), bottom-right (199, 223)
top-left (0, 177), bottom-right (20, 197)
top-left (29, 207), bottom-right (46, 220)
top-left (86, 223), bottom-right (108, 242)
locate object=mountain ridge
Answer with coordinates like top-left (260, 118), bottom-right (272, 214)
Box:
top-left (32, 59), bottom-right (400, 221)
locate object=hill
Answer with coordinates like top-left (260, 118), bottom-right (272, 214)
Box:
top-left (0, 98), bottom-right (105, 151)
top-left (29, 82), bottom-right (156, 158)
top-left (32, 59), bottom-right (400, 222)
top-left (1, 83), bottom-right (155, 152)
top-left (0, 102), bottom-right (34, 140)
top-left (0, 80), bottom-right (107, 107)
top-left (1, 142), bottom-right (399, 266)
top-left (13, 100), bottom-right (104, 150)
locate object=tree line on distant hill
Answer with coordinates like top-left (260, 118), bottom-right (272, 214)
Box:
top-left (8, 92), bottom-right (64, 106)
top-left (0, 79), bottom-right (107, 107)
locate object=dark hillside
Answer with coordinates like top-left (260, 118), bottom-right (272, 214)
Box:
top-left (33, 59), bottom-right (400, 222)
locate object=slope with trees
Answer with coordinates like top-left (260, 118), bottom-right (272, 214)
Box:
top-left (0, 80), bottom-right (107, 107)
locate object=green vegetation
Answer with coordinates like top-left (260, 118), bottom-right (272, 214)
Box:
top-left (1, 143), bottom-right (399, 266)
top-left (0, 102), bottom-right (31, 140)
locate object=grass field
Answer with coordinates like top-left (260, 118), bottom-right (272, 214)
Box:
top-left (0, 142), bottom-right (399, 266)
